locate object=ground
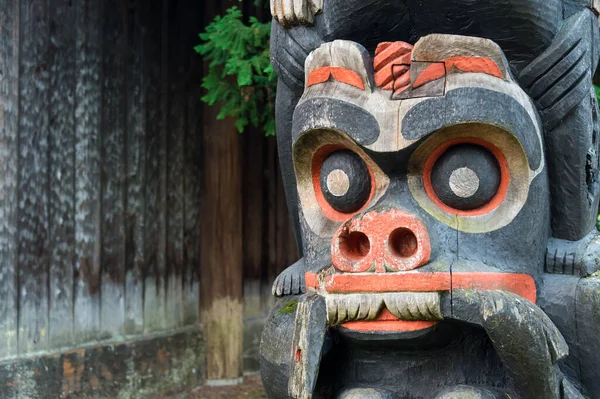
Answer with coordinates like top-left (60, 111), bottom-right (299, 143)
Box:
top-left (169, 375), bottom-right (266, 399)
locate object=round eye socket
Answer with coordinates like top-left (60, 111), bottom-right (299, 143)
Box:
top-left (319, 150), bottom-right (372, 213)
top-left (429, 144), bottom-right (501, 211)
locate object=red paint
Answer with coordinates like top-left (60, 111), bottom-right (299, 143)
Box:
top-left (452, 272), bottom-right (536, 303)
top-left (342, 320), bottom-right (438, 332)
top-left (304, 271), bottom-right (536, 333)
top-left (413, 63), bottom-right (446, 89)
top-left (331, 209), bottom-right (431, 273)
top-left (314, 272), bottom-right (536, 303)
top-left (295, 348), bottom-right (302, 362)
top-left (305, 272), bottom-right (318, 291)
top-left (311, 145), bottom-right (376, 222)
top-left (306, 67), bottom-right (332, 87)
top-left (322, 272), bottom-right (451, 292)
top-left (307, 67), bottom-right (365, 90)
top-left (338, 231), bottom-right (371, 261)
top-left (374, 42), bottom-right (413, 91)
top-left (391, 64), bottom-right (411, 94)
top-left (343, 307), bottom-right (437, 332)
top-left (413, 56), bottom-right (503, 88)
top-left (422, 138), bottom-right (510, 216)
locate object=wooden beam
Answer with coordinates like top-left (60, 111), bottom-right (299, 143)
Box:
top-left (200, 100), bottom-right (243, 382)
top-left (200, 0), bottom-right (242, 384)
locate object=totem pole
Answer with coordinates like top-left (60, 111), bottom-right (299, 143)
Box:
top-left (260, 1), bottom-right (600, 398)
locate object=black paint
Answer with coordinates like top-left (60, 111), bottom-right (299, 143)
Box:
top-left (430, 144), bottom-right (501, 211)
top-left (320, 150), bottom-right (371, 214)
top-left (401, 88), bottom-right (542, 171)
top-left (292, 98), bottom-right (380, 145)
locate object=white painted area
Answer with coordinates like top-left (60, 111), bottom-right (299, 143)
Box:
top-left (326, 169), bottom-right (350, 196)
top-left (449, 167), bottom-right (479, 198)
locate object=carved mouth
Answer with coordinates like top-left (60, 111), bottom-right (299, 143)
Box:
top-left (306, 269), bottom-right (536, 333)
top-left (326, 292), bottom-right (442, 325)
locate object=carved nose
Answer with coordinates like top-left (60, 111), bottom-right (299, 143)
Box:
top-left (331, 209), bottom-right (431, 273)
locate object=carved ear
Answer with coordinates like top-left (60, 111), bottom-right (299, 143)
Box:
top-left (519, 10), bottom-right (600, 242)
top-left (304, 40), bottom-right (374, 92)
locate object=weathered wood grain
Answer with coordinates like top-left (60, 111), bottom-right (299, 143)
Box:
top-left (242, 128), bottom-right (265, 317)
top-left (17, 0), bottom-right (51, 354)
top-left (124, 3), bottom-right (145, 335)
top-left (0, 0), bottom-right (296, 371)
top-left (200, 1), bottom-right (243, 381)
top-left (0, 0), bottom-right (20, 359)
top-left (100, 0), bottom-right (126, 338)
top-left (141, 0), bottom-right (164, 334)
top-left (145, 0), bottom-right (170, 333)
top-left (181, 0), bottom-right (202, 327)
top-left (47, 0), bottom-right (76, 349)
top-left (73, 0), bottom-right (103, 343)
top-left (165, 0), bottom-right (187, 329)
top-left (243, 129), bottom-right (265, 279)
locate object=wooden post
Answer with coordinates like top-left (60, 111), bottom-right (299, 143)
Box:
top-left (200, 0), bottom-right (242, 384)
top-left (200, 104), bottom-right (243, 383)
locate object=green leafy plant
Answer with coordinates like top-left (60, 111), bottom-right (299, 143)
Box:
top-left (195, 6), bottom-right (276, 136)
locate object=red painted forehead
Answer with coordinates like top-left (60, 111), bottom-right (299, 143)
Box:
top-left (373, 41), bottom-right (505, 95)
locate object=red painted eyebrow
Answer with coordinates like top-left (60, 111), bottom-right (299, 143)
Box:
top-left (306, 66), bottom-right (365, 90)
top-left (413, 56), bottom-right (503, 88)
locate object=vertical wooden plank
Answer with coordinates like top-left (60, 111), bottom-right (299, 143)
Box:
top-left (123, 2), bottom-right (145, 335)
top-left (165, 0), bottom-right (187, 329)
top-left (73, 0), bottom-right (103, 343)
top-left (48, 0), bottom-right (76, 349)
top-left (144, 0), bottom-right (170, 333)
top-left (182, 0), bottom-right (202, 327)
top-left (200, 107), bottom-right (244, 381)
top-left (200, 0), bottom-right (243, 382)
top-left (0, 0), bottom-right (20, 358)
top-left (156, 0), bottom-right (169, 333)
top-left (100, 0), bottom-right (126, 338)
top-left (17, 0), bottom-right (51, 354)
top-left (242, 128), bottom-right (265, 318)
top-left (142, 0), bottom-right (164, 333)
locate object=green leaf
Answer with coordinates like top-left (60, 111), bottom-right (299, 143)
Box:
top-left (197, 5), bottom-right (277, 136)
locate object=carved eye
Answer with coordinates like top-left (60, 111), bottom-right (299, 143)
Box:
top-left (319, 150), bottom-right (372, 214)
top-left (424, 140), bottom-right (509, 214)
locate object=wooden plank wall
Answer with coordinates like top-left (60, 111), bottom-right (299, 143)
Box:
top-left (0, 0), bottom-right (297, 362)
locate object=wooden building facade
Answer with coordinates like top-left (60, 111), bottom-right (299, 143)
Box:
top-left (0, 0), bottom-right (294, 397)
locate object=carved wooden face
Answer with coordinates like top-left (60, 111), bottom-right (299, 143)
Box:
top-left (291, 36), bottom-right (549, 332)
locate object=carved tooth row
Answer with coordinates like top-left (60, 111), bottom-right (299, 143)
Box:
top-left (325, 292), bottom-right (443, 325)
top-left (383, 292), bottom-right (443, 321)
top-left (326, 294), bottom-right (383, 325)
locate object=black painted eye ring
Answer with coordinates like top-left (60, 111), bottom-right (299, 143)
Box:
top-left (316, 149), bottom-right (372, 214)
top-left (423, 139), bottom-right (509, 215)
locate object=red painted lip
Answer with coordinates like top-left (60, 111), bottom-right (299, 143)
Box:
top-left (306, 271), bottom-right (536, 303)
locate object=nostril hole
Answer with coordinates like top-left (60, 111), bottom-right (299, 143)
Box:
top-left (389, 228), bottom-right (418, 258)
top-left (339, 231), bottom-right (371, 261)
